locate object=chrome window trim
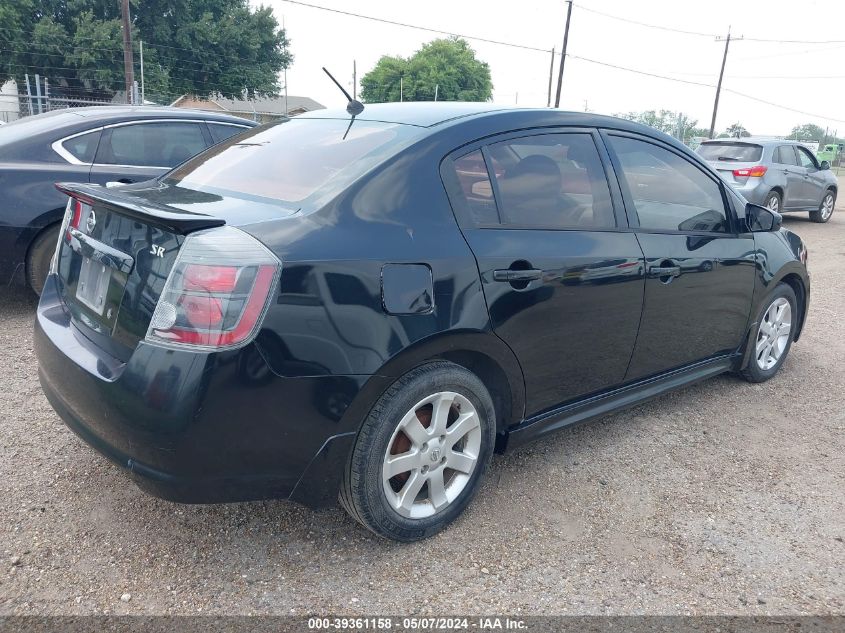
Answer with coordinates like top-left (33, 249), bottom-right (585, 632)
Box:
top-left (51, 127), bottom-right (104, 165)
top-left (52, 118), bottom-right (248, 167)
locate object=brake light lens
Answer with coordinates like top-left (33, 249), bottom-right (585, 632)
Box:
top-left (146, 226), bottom-right (281, 351)
top-left (733, 165), bottom-right (768, 178)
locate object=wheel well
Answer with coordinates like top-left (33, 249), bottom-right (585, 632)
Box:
top-left (770, 186), bottom-right (784, 199)
top-left (436, 350), bottom-right (514, 444)
top-left (826, 185), bottom-right (837, 196)
top-left (24, 220), bottom-right (62, 273)
top-left (780, 273), bottom-right (807, 340)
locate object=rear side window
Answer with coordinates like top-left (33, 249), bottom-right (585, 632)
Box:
top-left (208, 123), bottom-right (248, 144)
top-left (486, 133), bottom-right (615, 229)
top-left (775, 146), bottom-right (799, 166)
top-left (610, 136), bottom-right (728, 233)
top-left (697, 142), bottom-right (763, 162)
top-left (61, 130), bottom-right (100, 163)
top-left (450, 150), bottom-right (500, 224)
top-left (97, 122), bottom-right (207, 167)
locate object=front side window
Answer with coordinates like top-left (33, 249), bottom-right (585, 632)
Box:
top-left (796, 146), bottom-right (818, 170)
top-left (609, 136), bottom-right (728, 233)
top-left (61, 130), bottom-right (100, 163)
top-left (97, 122), bottom-right (207, 167)
top-left (775, 146), bottom-right (798, 166)
top-left (485, 133), bottom-right (615, 229)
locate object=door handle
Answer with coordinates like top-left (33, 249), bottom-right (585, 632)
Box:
top-left (493, 269), bottom-right (543, 282)
top-left (647, 265), bottom-right (681, 279)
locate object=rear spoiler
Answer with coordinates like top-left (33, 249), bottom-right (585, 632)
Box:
top-left (55, 182), bottom-right (226, 234)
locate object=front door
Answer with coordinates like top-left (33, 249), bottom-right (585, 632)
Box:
top-left (604, 132), bottom-right (756, 381)
top-left (443, 130), bottom-right (645, 417)
top-left (795, 145), bottom-right (826, 207)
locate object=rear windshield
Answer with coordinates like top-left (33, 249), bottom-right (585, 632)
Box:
top-left (165, 118), bottom-right (423, 208)
top-left (697, 142), bottom-right (763, 162)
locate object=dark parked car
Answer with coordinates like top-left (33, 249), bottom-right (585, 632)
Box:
top-left (0, 106), bottom-right (256, 293)
top-left (35, 104), bottom-right (810, 542)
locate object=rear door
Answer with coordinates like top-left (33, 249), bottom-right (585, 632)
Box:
top-left (773, 145), bottom-right (803, 209)
top-left (604, 132), bottom-right (755, 381)
top-left (89, 120), bottom-right (210, 186)
top-left (442, 129), bottom-right (645, 417)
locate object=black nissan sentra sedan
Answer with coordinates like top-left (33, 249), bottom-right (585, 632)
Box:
top-left (35, 103), bottom-right (810, 541)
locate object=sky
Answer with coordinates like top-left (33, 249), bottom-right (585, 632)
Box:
top-left (257, 0), bottom-right (845, 137)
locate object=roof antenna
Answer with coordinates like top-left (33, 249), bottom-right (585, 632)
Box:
top-left (322, 67), bottom-right (364, 116)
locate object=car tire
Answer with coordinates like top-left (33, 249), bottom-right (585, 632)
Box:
top-left (764, 191), bottom-right (782, 214)
top-left (809, 190), bottom-right (836, 223)
top-left (339, 361), bottom-right (496, 542)
top-left (741, 283), bottom-right (797, 383)
top-left (27, 225), bottom-right (60, 296)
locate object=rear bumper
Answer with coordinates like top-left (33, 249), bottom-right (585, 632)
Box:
top-left (730, 179), bottom-right (769, 205)
top-left (35, 274), bottom-right (377, 507)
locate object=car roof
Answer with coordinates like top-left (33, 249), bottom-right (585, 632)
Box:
top-left (297, 102), bottom-right (516, 127)
top-left (297, 102), bottom-right (668, 133)
top-left (58, 105), bottom-right (256, 124)
top-left (701, 138), bottom-right (804, 147)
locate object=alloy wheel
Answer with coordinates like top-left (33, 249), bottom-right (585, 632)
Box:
top-left (756, 297), bottom-right (792, 371)
top-left (767, 195), bottom-right (780, 213)
top-left (382, 391), bottom-right (482, 519)
top-left (821, 193), bottom-right (835, 220)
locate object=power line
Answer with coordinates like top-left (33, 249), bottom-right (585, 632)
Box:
top-left (568, 54), bottom-right (716, 89)
top-left (278, 0), bottom-right (554, 53)
top-left (568, 54), bottom-right (845, 124)
top-left (723, 87), bottom-right (845, 124)
top-left (577, 5), bottom-right (845, 45)
top-left (576, 5), bottom-right (717, 38)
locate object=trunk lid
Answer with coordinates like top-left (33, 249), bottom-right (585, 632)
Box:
top-left (53, 181), bottom-right (292, 361)
top-left (706, 160), bottom-right (759, 185)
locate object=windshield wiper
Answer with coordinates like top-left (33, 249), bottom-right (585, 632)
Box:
top-left (716, 156), bottom-right (743, 161)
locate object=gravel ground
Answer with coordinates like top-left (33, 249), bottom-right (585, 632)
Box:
top-left (0, 200), bottom-right (843, 617)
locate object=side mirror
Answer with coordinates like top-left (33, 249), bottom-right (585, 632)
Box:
top-left (746, 203), bottom-right (782, 232)
top-left (820, 160), bottom-right (831, 170)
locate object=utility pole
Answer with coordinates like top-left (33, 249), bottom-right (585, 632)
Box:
top-left (400, 76), bottom-right (403, 102)
top-left (139, 40), bottom-right (145, 103)
top-left (120, 0), bottom-right (135, 104)
top-left (283, 17), bottom-right (288, 116)
top-left (353, 59), bottom-right (357, 101)
top-left (434, 84), bottom-right (439, 101)
top-left (554, 0), bottom-right (573, 108)
top-left (709, 27), bottom-right (738, 139)
top-left (546, 47), bottom-right (555, 107)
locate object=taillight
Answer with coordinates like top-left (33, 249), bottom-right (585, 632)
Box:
top-left (733, 165), bottom-right (768, 178)
top-left (145, 226), bottom-right (281, 351)
top-left (61, 196), bottom-right (96, 243)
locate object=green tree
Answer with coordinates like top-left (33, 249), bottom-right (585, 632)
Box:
top-left (0, 0), bottom-right (292, 101)
top-left (787, 123), bottom-right (825, 143)
top-left (726, 122), bottom-right (751, 138)
top-left (612, 110), bottom-right (703, 143)
top-left (360, 37), bottom-right (492, 103)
